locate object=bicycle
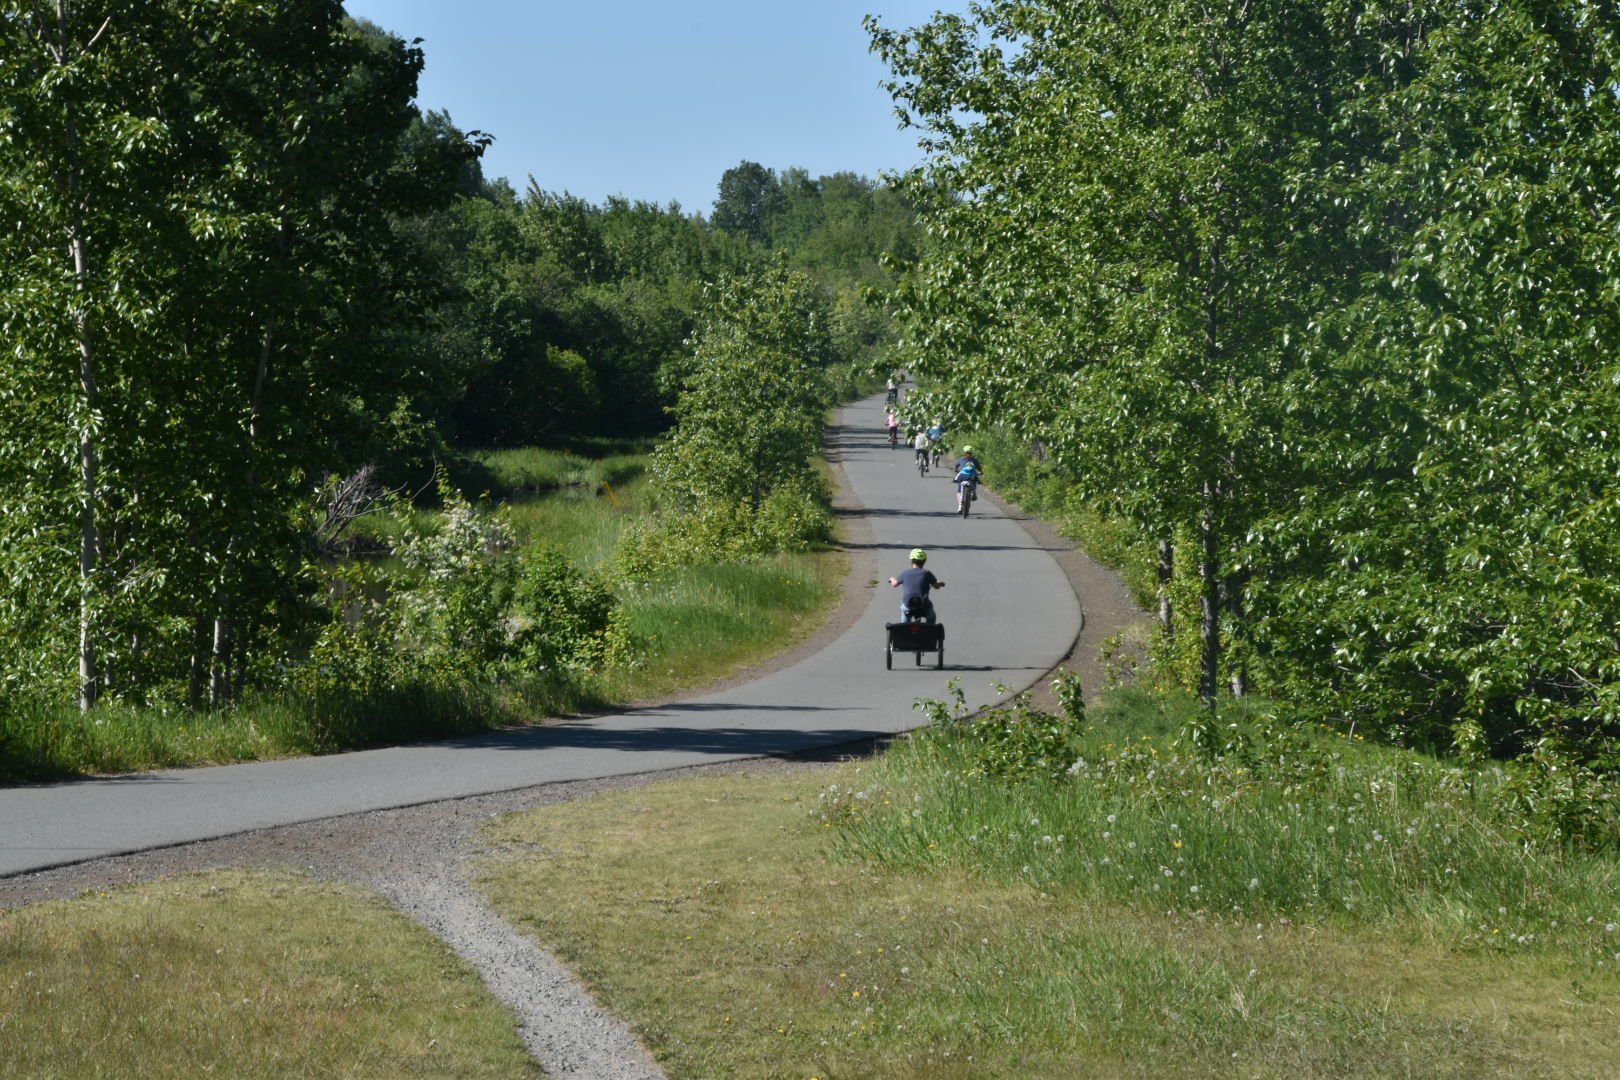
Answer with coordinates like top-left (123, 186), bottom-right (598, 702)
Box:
top-left (957, 477), bottom-right (977, 518)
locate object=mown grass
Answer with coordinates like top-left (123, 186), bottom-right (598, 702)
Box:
top-left (473, 692), bottom-right (1620, 1080)
top-left (0, 868), bottom-right (539, 1079)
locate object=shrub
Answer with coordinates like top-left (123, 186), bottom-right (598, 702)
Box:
top-left (913, 673), bottom-right (1087, 784)
top-left (511, 544), bottom-right (626, 672)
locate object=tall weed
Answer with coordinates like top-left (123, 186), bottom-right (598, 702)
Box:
top-left (826, 687), bottom-right (1620, 966)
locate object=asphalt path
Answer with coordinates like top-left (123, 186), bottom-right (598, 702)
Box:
top-left (0, 393), bottom-right (1082, 878)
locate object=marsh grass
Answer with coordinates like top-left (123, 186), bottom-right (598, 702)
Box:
top-left (0, 868), bottom-right (539, 1079)
top-left (475, 763), bottom-right (1620, 1079)
top-left (465, 440), bottom-right (650, 496)
top-left (500, 479), bottom-right (646, 567)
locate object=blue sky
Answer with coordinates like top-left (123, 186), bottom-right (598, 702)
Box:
top-left (343, 1), bottom-right (964, 215)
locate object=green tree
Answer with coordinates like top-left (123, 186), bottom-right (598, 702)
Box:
top-left (711, 160), bottom-right (782, 246)
top-left (1249, 0), bottom-right (1620, 758)
top-left (653, 260), bottom-right (832, 521)
top-left (0, 1), bottom-right (479, 710)
top-left (871, 1), bottom-right (1338, 704)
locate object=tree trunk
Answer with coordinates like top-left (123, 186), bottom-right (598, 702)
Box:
top-left (74, 234), bottom-right (98, 712)
top-left (58, 0), bottom-right (100, 712)
top-left (209, 612), bottom-right (233, 708)
top-left (188, 611), bottom-right (210, 708)
top-left (751, 442), bottom-right (763, 515)
top-left (1157, 538), bottom-right (1175, 636)
top-left (1199, 482), bottom-right (1220, 708)
top-left (211, 316), bottom-right (277, 708)
top-left (1228, 572), bottom-right (1247, 697)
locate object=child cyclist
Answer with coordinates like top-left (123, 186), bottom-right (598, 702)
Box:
top-left (888, 548), bottom-right (944, 623)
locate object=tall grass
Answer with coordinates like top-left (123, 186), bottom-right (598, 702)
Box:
top-left (0, 675), bottom-right (600, 781)
top-left (601, 555), bottom-right (835, 700)
top-left (500, 480), bottom-right (644, 568)
top-left (463, 441), bottom-right (649, 495)
top-left (825, 689), bottom-right (1620, 967)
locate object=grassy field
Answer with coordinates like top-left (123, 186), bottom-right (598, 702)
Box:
top-left (473, 691), bottom-right (1620, 1079)
top-left (0, 869), bottom-right (540, 1079)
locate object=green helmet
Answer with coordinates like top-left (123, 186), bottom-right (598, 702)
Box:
top-left (909, 548), bottom-right (927, 563)
top-left (962, 445), bottom-right (974, 454)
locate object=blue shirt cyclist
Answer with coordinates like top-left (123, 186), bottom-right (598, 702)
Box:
top-left (953, 445), bottom-right (983, 487)
top-left (888, 548), bottom-right (944, 623)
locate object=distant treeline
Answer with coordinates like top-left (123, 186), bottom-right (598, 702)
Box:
top-left (0, 0), bottom-right (920, 715)
top-left (417, 161), bottom-right (919, 450)
top-left (876, 1), bottom-right (1620, 780)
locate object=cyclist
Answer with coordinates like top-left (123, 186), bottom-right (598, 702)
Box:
top-left (888, 548), bottom-right (944, 623)
top-left (927, 419), bottom-right (946, 466)
top-left (953, 443), bottom-right (981, 475)
top-left (885, 407), bottom-right (900, 447)
top-left (912, 427), bottom-right (932, 471)
top-left (953, 445), bottom-right (984, 512)
top-left (885, 377), bottom-right (898, 406)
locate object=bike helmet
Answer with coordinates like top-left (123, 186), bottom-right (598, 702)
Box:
top-left (962, 445), bottom-right (974, 454)
top-left (909, 548), bottom-right (927, 563)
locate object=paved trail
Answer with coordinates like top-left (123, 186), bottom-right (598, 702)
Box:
top-left (0, 393), bottom-right (1082, 878)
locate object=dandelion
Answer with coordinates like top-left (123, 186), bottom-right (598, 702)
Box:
top-left (1107, 813), bottom-right (1117, 824)
top-left (1249, 878), bottom-right (1260, 890)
